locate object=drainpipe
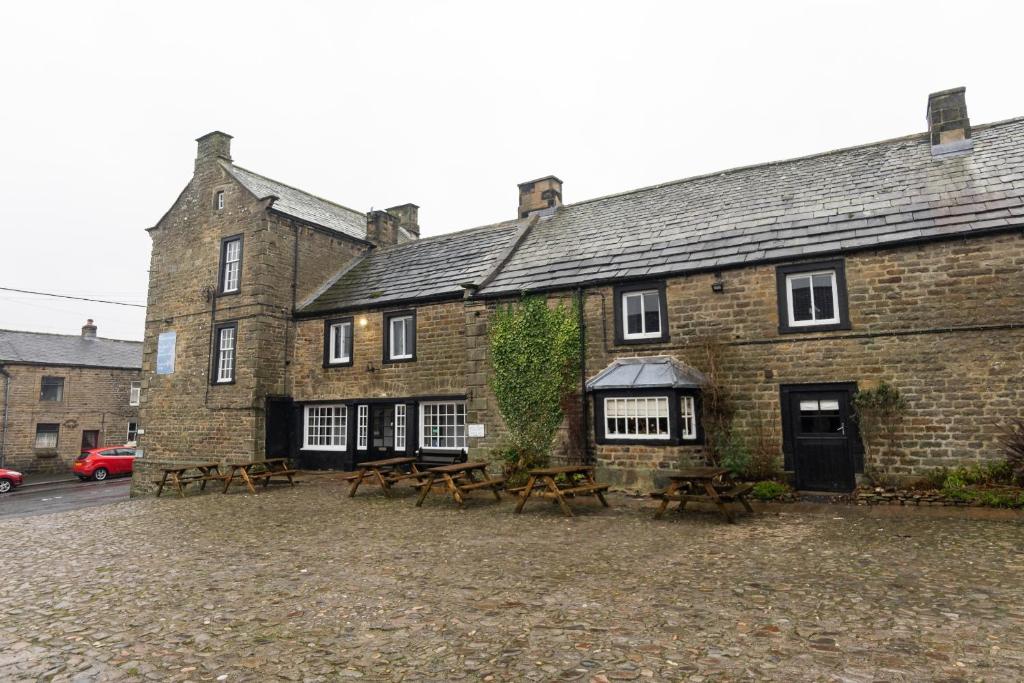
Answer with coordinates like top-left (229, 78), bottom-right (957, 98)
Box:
top-left (0, 365), bottom-right (10, 468)
top-left (576, 288), bottom-right (591, 465)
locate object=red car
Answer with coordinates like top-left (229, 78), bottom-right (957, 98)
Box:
top-left (73, 446), bottom-right (137, 481)
top-left (0, 468), bottom-right (23, 493)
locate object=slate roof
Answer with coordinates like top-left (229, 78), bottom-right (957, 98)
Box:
top-left (478, 118), bottom-right (1024, 295)
top-left (224, 163), bottom-right (367, 241)
top-left (586, 356), bottom-right (705, 392)
top-left (300, 219), bottom-right (523, 313)
top-left (0, 330), bottom-right (142, 369)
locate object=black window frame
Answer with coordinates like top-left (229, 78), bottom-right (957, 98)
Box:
top-left (613, 280), bottom-right (670, 345)
top-left (39, 376), bottom-right (65, 402)
top-left (775, 259), bottom-right (851, 334)
top-left (592, 388), bottom-right (702, 446)
top-left (211, 321), bottom-right (238, 386)
top-left (218, 234), bottom-right (244, 296)
top-left (383, 310), bottom-right (417, 363)
top-left (323, 317), bottom-right (355, 368)
top-left (34, 422), bottom-right (60, 450)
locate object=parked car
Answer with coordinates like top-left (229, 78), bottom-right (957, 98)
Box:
top-left (0, 468), bottom-right (23, 493)
top-left (73, 446), bottom-right (137, 481)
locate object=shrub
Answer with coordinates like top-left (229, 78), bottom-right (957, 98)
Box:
top-left (751, 480), bottom-right (789, 501)
top-left (718, 429), bottom-right (750, 478)
top-left (852, 381), bottom-right (907, 468)
top-left (1001, 418), bottom-right (1024, 484)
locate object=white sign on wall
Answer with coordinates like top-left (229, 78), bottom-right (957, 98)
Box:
top-left (468, 423), bottom-right (486, 438)
top-left (156, 331), bottom-right (176, 375)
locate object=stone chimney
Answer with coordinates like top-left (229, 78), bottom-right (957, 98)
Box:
top-left (366, 210), bottom-right (401, 248)
top-left (196, 131), bottom-right (233, 169)
top-left (927, 88), bottom-right (972, 156)
top-left (517, 176), bottom-right (563, 219)
top-left (81, 319), bottom-right (97, 339)
top-left (386, 203), bottom-right (420, 240)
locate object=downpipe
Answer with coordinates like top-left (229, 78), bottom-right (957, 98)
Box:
top-left (0, 365), bottom-right (10, 469)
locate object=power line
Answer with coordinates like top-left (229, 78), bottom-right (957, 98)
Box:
top-left (0, 286), bottom-right (146, 308)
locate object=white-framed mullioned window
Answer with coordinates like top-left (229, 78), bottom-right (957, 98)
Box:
top-left (785, 270), bottom-right (839, 327)
top-left (216, 191), bottom-right (225, 210)
top-left (303, 404), bottom-right (347, 450)
top-left (679, 395), bottom-right (696, 440)
top-left (357, 405), bottom-right (369, 450)
top-left (221, 237), bottom-right (242, 293)
top-left (327, 320), bottom-right (352, 364)
top-left (214, 324), bottom-right (236, 383)
top-left (129, 381), bottom-right (141, 406)
top-left (621, 289), bottom-right (663, 340)
top-left (604, 396), bottom-right (671, 439)
top-left (394, 404), bottom-right (407, 451)
top-left (420, 401), bottom-right (466, 450)
top-left (386, 313), bottom-right (415, 361)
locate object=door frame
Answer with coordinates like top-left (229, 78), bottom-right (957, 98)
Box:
top-left (779, 382), bottom-right (863, 491)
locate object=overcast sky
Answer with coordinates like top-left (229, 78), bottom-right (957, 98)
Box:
top-left (1, 1), bottom-right (1022, 341)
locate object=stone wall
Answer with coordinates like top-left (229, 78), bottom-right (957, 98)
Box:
top-left (1, 363), bottom-right (139, 473)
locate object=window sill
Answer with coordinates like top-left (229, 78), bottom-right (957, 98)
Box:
top-left (33, 450), bottom-right (59, 457)
top-left (778, 320), bottom-right (851, 335)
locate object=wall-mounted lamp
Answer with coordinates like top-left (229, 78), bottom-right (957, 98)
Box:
top-left (358, 316), bottom-right (369, 327)
top-left (711, 272), bottom-right (725, 293)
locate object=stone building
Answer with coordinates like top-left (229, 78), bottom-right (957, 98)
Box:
top-left (0, 321), bottom-right (142, 473)
top-left (136, 87), bottom-right (1024, 492)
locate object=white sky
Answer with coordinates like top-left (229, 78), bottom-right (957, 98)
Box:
top-left (1, 0), bottom-right (1022, 342)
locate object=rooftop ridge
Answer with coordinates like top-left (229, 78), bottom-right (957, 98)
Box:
top-left (0, 328), bottom-right (143, 344)
top-left (370, 217), bottom-right (521, 255)
top-left (225, 162), bottom-right (366, 219)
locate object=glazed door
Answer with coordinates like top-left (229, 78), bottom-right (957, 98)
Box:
top-left (370, 404), bottom-right (396, 458)
top-left (786, 389), bottom-right (856, 492)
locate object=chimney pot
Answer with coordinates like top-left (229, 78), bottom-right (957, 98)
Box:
top-left (81, 319), bottom-right (97, 339)
top-left (927, 87), bottom-right (972, 156)
top-left (196, 131), bottom-right (233, 167)
top-left (517, 176), bottom-right (563, 219)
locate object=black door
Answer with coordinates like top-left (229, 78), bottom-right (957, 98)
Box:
top-left (81, 430), bottom-right (99, 450)
top-left (785, 388), bottom-right (855, 492)
top-left (370, 404), bottom-right (396, 458)
top-left (265, 397), bottom-right (294, 459)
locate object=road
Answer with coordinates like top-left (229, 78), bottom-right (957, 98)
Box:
top-left (0, 477), bottom-right (131, 518)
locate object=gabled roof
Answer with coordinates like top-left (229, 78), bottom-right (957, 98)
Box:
top-left (586, 356), bottom-right (705, 391)
top-left (0, 330), bottom-right (142, 369)
top-left (477, 118), bottom-right (1024, 295)
top-left (299, 219), bottom-right (523, 314)
top-left (224, 162), bottom-right (367, 241)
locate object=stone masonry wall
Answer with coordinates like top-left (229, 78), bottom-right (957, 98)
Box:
top-left (1, 364), bottom-right (139, 473)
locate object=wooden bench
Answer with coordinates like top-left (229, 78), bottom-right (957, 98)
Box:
top-left (155, 463), bottom-right (223, 498)
top-left (652, 469), bottom-right (754, 523)
top-left (347, 457), bottom-right (427, 497)
top-left (415, 462), bottom-right (504, 508)
top-left (223, 458), bottom-right (297, 495)
top-left (514, 465), bottom-right (610, 518)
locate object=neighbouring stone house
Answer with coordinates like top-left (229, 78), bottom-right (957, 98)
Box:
top-left (135, 87), bottom-right (1024, 493)
top-left (0, 321), bottom-right (142, 473)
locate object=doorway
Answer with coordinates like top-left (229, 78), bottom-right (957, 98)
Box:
top-left (81, 430), bottom-right (99, 451)
top-left (781, 384), bottom-right (858, 492)
top-left (370, 404), bottom-right (396, 458)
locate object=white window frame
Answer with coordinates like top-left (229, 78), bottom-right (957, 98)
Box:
top-left (327, 321), bottom-right (352, 364)
top-left (621, 290), bottom-right (663, 340)
top-left (302, 404), bottom-right (348, 451)
top-left (129, 381), bottom-right (141, 406)
top-left (785, 270), bottom-right (840, 327)
top-left (388, 315), bottom-right (413, 360)
top-left (127, 421), bottom-right (139, 444)
top-left (419, 401), bottom-right (467, 451)
top-left (679, 395), bottom-right (696, 440)
top-left (216, 191), bottom-right (225, 210)
top-left (222, 238), bottom-right (241, 293)
top-left (603, 396), bottom-right (672, 440)
top-left (216, 326), bottom-right (235, 383)
top-left (394, 404), bottom-right (407, 451)
top-left (357, 405), bottom-right (369, 450)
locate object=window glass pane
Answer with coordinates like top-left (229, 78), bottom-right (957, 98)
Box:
top-left (35, 424), bottom-right (59, 449)
top-left (604, 397), bottom-right (670, 439)
top-left (680, 396), bottom-right (696, 438)
top-left (357, 405), bottom-right (368, 449)
top-left (305, 405), bottom-right (347, 448)
top-left (129, 381), bottom-right (141, 406)
top-left (420, 401), bottom-right (466, 449)
top-left (404, 317), bottom-right (414, 355)
top-left (222, 239), bottom-right (241, 292)
top-left (395, 405), bottom-right (406, 450)
top-left (812, 273), bottom-right (836, 320)
top-left (789, 276), bottom-right (813, 321)
top-left (624, 294), bottom-right (642, 335)
top-left (643, 292), bottom-right (661, 334)
top-left (799, 399), bottom-right (842, 434)
top-left (218, 327), bottom-right (235, 382)
top-left (40, 377), bottom-right (64, 401)
top-left (330, 323), bottom-right (350, 362)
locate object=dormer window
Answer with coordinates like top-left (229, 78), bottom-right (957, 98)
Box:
top-left (216, 191), bottom-right (225, 210)
top-left (323, 318), bottom-right (353, 367)
top-left (613, 282), bottom-right (669, 344)
top-left (219, 236), bottom-right (242, 294)
top-left (384, 311), bottom-right (416, 362)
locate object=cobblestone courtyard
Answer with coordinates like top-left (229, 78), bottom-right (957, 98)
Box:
top-left (2, 478), bottom-right (1023, 682)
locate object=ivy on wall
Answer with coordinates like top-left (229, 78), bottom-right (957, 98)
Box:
top-left (489, 295), bottom-right (581, 477)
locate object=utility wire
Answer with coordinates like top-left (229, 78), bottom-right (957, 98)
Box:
top-left (0, 286), bottom-right (146, 308)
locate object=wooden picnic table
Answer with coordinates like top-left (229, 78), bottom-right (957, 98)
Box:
top-left (514, 464), bottom-right (610, 517)
top-left (155, 462), bottom-right (223, 498)
top-left (415, 461), bottom-right (505, 508)
top-left (346, 456), bottom-right (427, 497)
top-left (222, 458), bottom-right (298, 495)
top-left (650, 467), bottom-right (754, 523)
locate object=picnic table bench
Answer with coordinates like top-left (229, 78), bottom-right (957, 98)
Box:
top-left (155, 462), bottom-right (223, 498)
top-left (222, 458), bottom-right (298, 495)
top-left (415, 461), bottom-right (505, 508)
top-left (513, 465), bottom-right (610, 517)
top-left (650, 467), bottom-right (754, 523)
top-left (346, 457), bottom-right (428, 497)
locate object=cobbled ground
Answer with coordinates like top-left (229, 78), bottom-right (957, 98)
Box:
top-left (1, 476), bottom-right (1023, 682)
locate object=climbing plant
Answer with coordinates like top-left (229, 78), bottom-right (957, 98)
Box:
top-left (852, 381), bottom-right (908, 467)
top-left (489, 295), bottom-right (581, 481)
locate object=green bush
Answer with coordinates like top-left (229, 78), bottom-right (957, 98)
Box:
top-left (719, 430), bottom-right (751, 478)
top-left (751, 480), bottom-right (789, 501)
